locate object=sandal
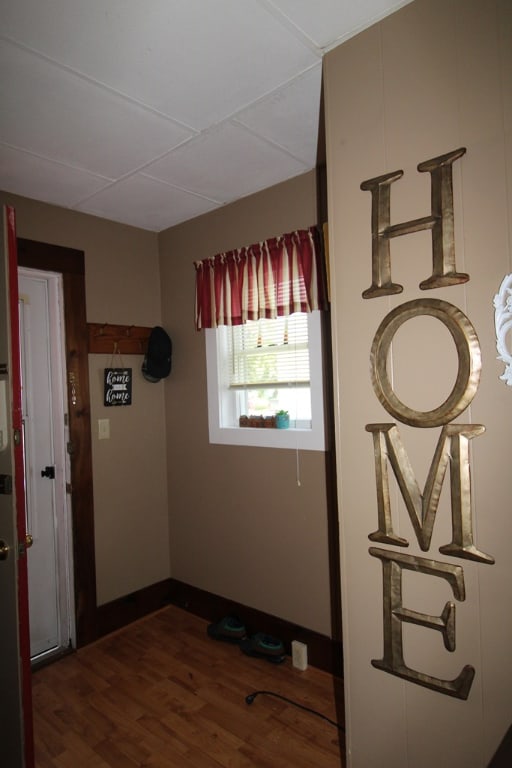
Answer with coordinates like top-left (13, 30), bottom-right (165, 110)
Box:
top-left (240, 632), bottom-right (286, 664)
top-left (207, 615), bottom-right (247, 644)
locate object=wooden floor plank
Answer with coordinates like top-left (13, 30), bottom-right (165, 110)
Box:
top-left (33, 605), bottom-right (345, 767)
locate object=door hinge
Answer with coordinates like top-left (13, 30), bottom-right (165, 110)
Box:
top-left (66, 482), bottom-right (72, 494)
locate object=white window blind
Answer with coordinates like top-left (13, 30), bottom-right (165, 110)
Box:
top-left (227, 314), bottom-right (310, 390)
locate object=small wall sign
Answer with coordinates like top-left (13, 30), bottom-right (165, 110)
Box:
top-left (104, 368), bottom-right (132, 406)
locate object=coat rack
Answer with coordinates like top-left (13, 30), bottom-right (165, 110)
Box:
top-left (87, 323), bottom-right (152, 355)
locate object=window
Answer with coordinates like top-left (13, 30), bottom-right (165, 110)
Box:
top-left (205, 311), bottom-right (325, 450)
top-left (195, 225), bottom-right (328, 450)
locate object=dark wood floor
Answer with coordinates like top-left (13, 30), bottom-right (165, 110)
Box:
top-left (33, 605), bottom-right (345, 767)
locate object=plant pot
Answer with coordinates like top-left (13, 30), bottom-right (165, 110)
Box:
top-left (275, 413), bottom-right (289, 429)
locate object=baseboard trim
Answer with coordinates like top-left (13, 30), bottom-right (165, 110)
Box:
top-left (96, 577), bottom-right (342, 676)
top-left (96, 579), bottom-right (172, 638)
top-left (167, 578), bottom-right (342, 676)
top-left (489, 724), bottom-right (512, 767)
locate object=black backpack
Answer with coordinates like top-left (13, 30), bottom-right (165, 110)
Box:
top-left (142, 326), bottom-right (172, 382)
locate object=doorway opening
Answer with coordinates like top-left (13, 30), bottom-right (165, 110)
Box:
top-left (17, 237), bottom-right (97, 649)
top-left (18, 268), bottom-right (75, 663)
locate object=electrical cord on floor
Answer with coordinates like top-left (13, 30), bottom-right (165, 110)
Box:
top-left (245, 690), bottom-right (345, 732)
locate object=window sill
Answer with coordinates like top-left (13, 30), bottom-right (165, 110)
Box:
top-left (208, 424), bottom-right (325, 451)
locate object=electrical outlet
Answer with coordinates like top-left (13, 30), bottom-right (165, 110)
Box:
top-left (292, 640), bottom-right (308, 671)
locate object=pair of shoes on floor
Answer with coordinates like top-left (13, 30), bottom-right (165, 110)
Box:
top-left (207, 615), bottom-right (286, 664)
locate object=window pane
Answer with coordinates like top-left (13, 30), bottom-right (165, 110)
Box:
top-left (229, 314), bottom-right (310, 387)
top-left (238, 385), bottom-right (311, 423)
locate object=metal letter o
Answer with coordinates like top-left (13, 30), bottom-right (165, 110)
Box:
top-left (370, 299), bottom-right (481, 427)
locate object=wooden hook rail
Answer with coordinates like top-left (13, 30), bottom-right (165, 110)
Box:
top-left (87, 323), bottom-right (152, 355)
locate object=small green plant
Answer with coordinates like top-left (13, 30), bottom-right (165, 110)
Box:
top-left (276, 409), bottom-right (289, 416)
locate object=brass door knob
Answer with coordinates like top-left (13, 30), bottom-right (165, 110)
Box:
top-left (25, 534), bottom-right (33, 549)
top-left (0, 539), bottom-right (10, 561)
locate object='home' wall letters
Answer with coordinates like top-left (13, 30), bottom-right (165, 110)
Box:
top-left (361, 148), bottom-right (495, 700)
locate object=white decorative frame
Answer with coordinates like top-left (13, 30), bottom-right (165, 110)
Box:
top-left (494, 273), bottom-right (512, 386)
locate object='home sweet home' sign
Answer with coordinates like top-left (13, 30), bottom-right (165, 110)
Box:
top-left (104, 367), bottom-right (132, 406)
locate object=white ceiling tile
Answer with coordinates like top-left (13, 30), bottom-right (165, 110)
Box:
top-left (0, 1), bottom-right (407, 231)
top-left (75, 175), bottom-right (220, 232)
top-left (2, 0), bottom-right (320, 129)
top-left (266, 0), bottom-right (413, 49)
top-left (0, 144), bottom-right (110, 207)
top-left (0, 41), bottom-right (193, 179)
top-left (235, 64), bottom-right (322, 166)
top-left (144, 122), bottom-right (309, 203)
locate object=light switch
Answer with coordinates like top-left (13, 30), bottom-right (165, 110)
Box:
top-left (98, 418), bottom-right (110, 440)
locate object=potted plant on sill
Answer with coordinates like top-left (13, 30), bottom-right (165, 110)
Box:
top-left (275, 409), bottom-right (290, 429)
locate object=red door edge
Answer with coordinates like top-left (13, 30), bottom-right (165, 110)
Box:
top-left (6, 205), bottom-right (34, 768)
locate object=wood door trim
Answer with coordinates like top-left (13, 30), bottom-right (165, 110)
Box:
top-left (17, 237), bottom-right (98, 647)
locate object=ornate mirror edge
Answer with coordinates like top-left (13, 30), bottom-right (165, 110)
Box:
top-left (494, 273), bottom-right (512, 386)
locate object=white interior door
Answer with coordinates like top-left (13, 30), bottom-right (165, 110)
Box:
top-left (18, 268), bottom-right (75, 661)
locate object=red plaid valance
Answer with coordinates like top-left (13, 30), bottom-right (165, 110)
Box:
top-left (194, 226), bottom-right (327, 330)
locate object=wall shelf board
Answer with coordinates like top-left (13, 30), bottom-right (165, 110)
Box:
top-left (87, 323), bottom-right (151, 355)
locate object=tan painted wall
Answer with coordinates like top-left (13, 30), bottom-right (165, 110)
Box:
top-left (0, 192), bottom-right (170, 605)
top-left (324, 0), bottom-right (511, 765)
top-left (158, 170), bottom-right (333, 635)
top-left (1, 169), bottom-right (334, 634)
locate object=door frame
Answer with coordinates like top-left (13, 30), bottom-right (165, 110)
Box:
top-left (17, 237), bottom-right (97, 647)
